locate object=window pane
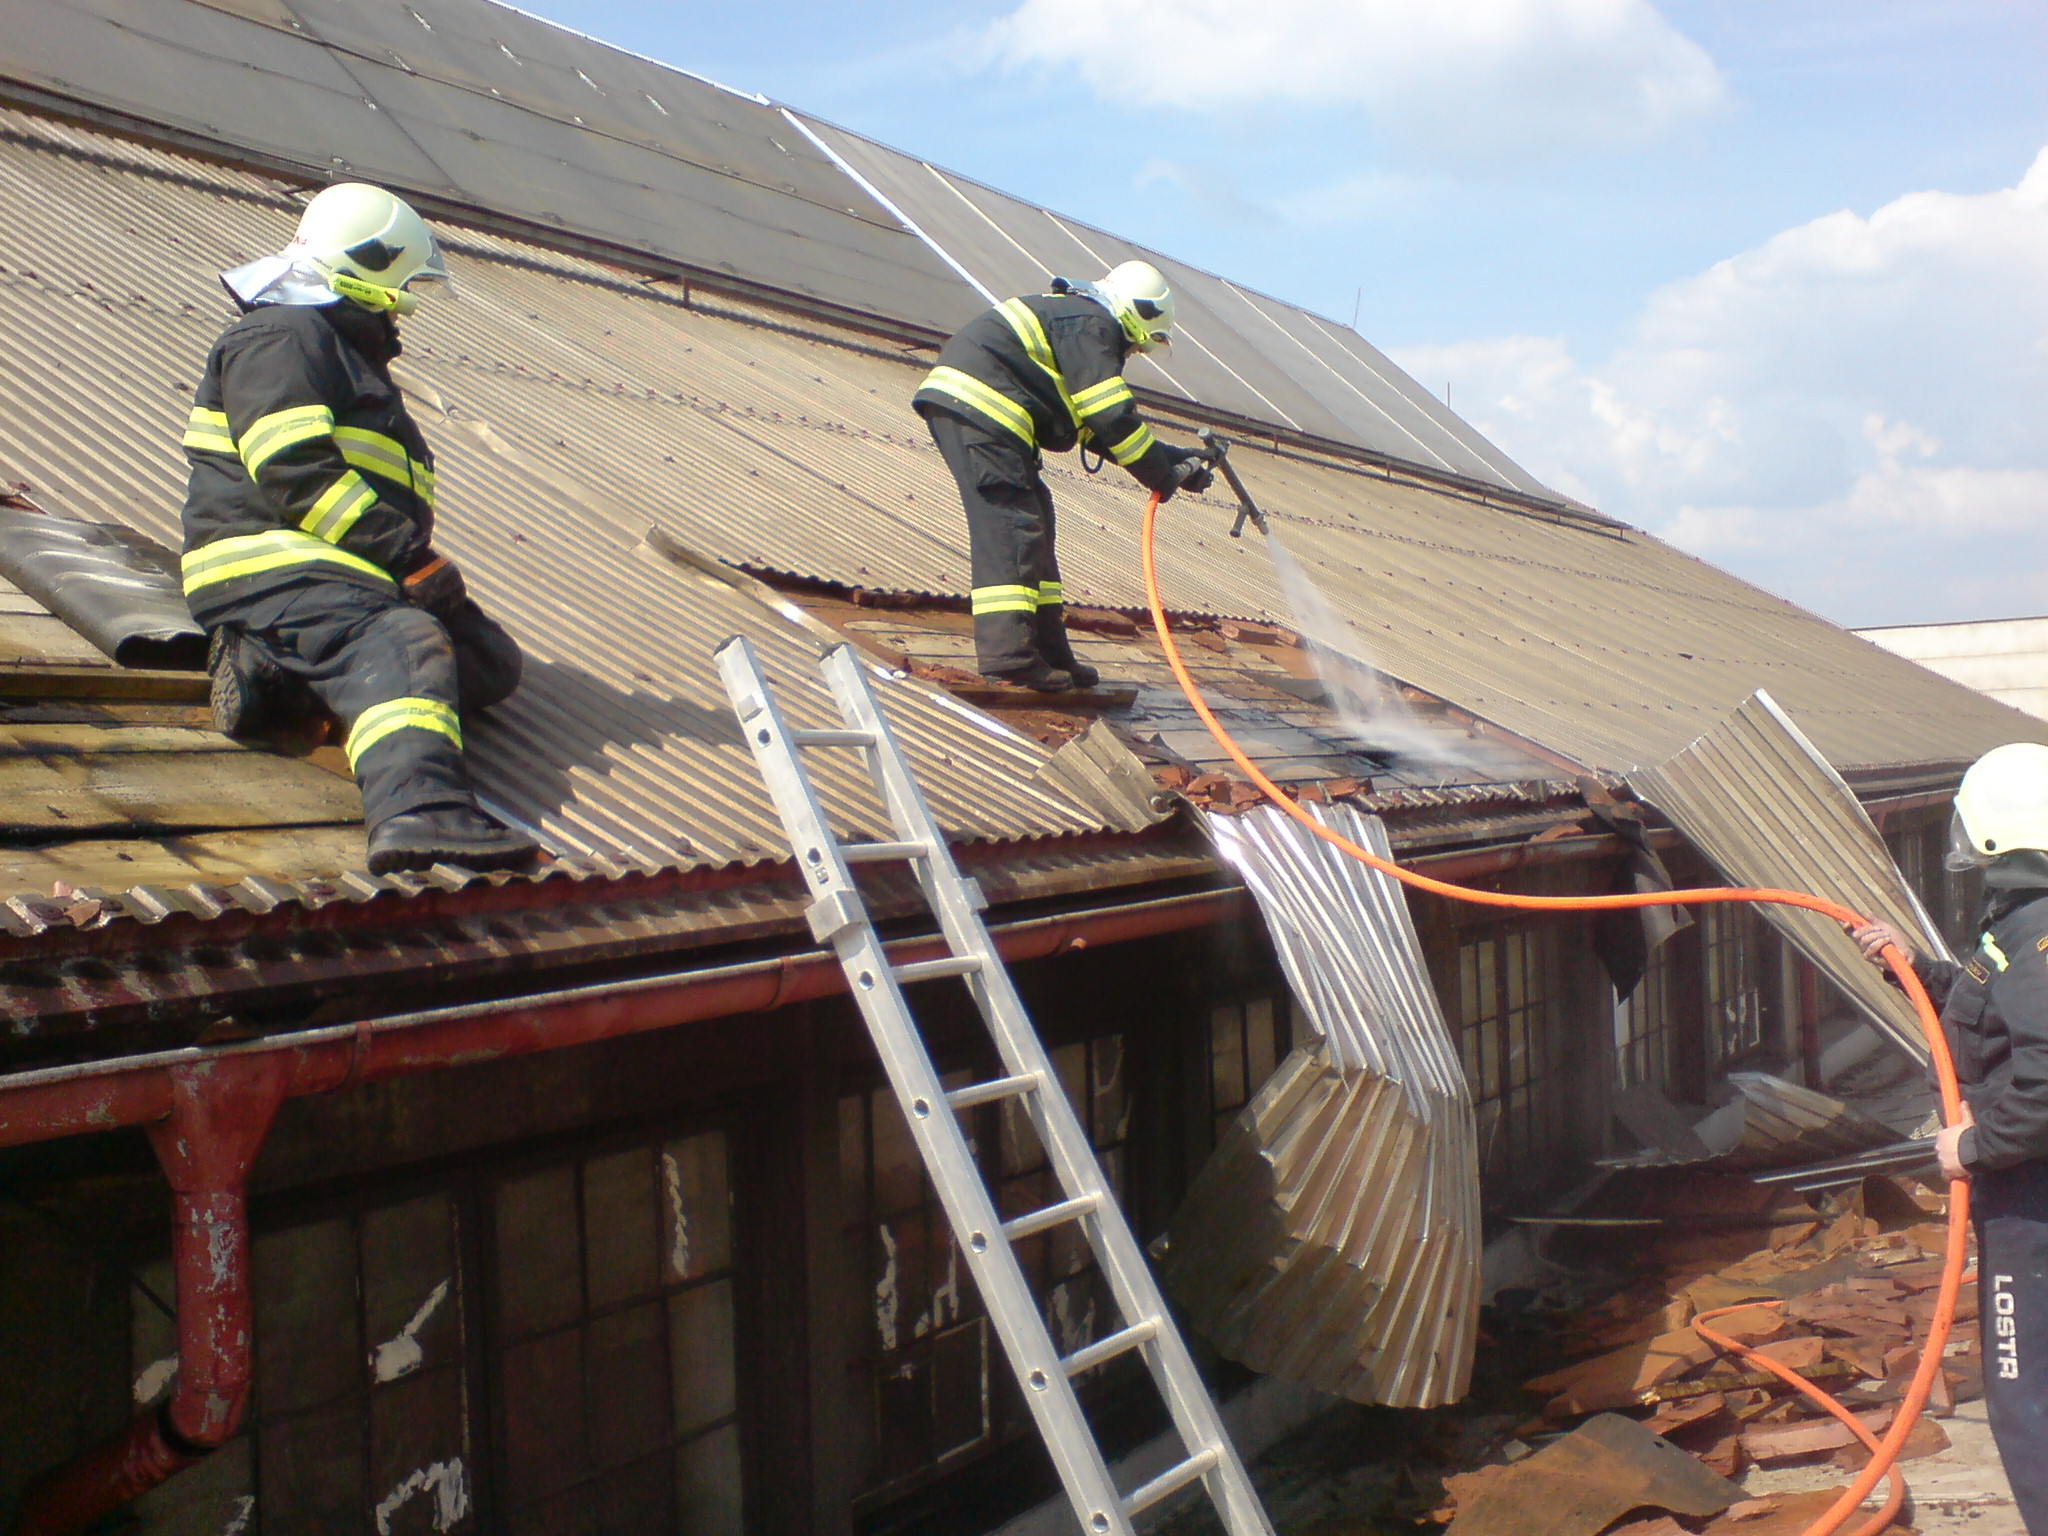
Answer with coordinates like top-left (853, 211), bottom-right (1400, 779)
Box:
top-left (1091, 1035), bottom-right (1127, 1149)
top-left (676, 1424), bottom-right (745, 1536)
top-left (870, 1089), bottom-right (922, 1217)
top-left (670, 1279), bottom-right (737, 1438)
top-left (364, 1196), bottom-right (458, 1384)
top-left (1246, 998), bottom-right (1278, 1089)
top-left (590, 1453), bottom-right (673, 1536)
top-left (259, 1398), bottom-right (365, 1535)
top-left (1210, 1005), bottom-right (1246, 1112)
top-left (369, 1368), bottom-right (473, 1535)
top-left (500, 1329), bottom-right (587, 1506)
top-left (929, 1318), bottom-right (989, 1461)
top-left (662, 1133), bottom-right (732, 1282)
top-left (255, 1218), bottom-right (357, 1415)
top-left (586, 1149), bottom-right (658, 1310)
top-left (590, 1302), bottom-right (670, 1468)
top-left (998, 1095), bottom-right (1043, 1177)
top-left (496, 1168), bottom-right (581, 1338)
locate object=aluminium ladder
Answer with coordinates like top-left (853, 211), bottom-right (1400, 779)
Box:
top-left (715, 637), bottom-right (1273, 1536)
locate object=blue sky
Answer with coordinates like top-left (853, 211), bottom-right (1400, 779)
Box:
top-left (511, 1), bottom-right (2047, 627)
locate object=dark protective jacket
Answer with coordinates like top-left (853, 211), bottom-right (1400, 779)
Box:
top-left (913, 292), bottom-right (1181, 493)
top-left (179, 301), bottom-right (436, 623)
top-left (1911, 887), bottom-right (2048, 1172)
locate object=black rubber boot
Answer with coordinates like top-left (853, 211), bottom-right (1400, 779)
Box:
top-left (980, 658), bottom-right (1075, 693)
top-left (367, 804), bottom-right (540, 876)
top-left (208, 625), bottom-right (310, 741)
top-left (1036, 610), bottom-right (1099, 689)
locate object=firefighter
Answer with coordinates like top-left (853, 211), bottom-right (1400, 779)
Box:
top-left (1854, 741), bottom-right (2048, 1534)
top-left (914, 261), bottom-right (1213, 689)
top-left (181, 183), bottom-right (536, 876)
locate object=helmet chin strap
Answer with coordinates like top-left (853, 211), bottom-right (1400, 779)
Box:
top-left (328, 272), bottom-right (416, 315)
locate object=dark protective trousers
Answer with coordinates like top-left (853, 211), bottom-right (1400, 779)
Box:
top-left (926, 410), bottom-right (1085, 677)
top-left (1977, 1158), bottom-right (2048, 1534)
top-left (207, 577), bottom-right (522, 827)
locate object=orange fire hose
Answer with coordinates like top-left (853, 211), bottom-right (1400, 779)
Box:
top-left (1137, 490), bottom-right (1970, 1536)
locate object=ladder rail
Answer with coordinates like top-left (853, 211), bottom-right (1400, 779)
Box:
top-left (816, 645), bottom-right (1273, 1535)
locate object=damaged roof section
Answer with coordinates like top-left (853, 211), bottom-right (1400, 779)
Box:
top-left (1630, 691), bottom-right (1954, 1064)
top-left (1161, 805), bottom-right (1480, 1408)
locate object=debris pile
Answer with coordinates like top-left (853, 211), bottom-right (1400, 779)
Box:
top-left (1431, 1169), bottom-right (1973, 1536)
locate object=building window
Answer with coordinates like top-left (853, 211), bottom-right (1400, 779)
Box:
top-left (131, 1131), bottom-right (741, 1536)
top-left (1208, 995), bottom-right (1288, 1143)
top-left (135, 1194), bottom-right (480, 1534)
top-left (839, 1034), bottom-right (1129, 1504)
top-left (1614, 940), bottom-right (1681, 1094)
top-left (489, 1131), bottom-right (740, 1536)
top-left (1700, 906), bottom-right (1766, 1072)
top-left (1456, 923), bottom-right (1572, 1183)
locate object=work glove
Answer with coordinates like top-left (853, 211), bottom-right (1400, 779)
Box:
top-left (402, 551), bottom-right (468, 619)
top-left (1165, 447), bottom-right (1214, 497)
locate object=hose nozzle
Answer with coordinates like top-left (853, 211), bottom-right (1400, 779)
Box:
top-left (1198, 428), bottom-right (1268, 538)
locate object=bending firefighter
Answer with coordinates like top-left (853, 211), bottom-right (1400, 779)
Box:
top-left (1856, 742), bottom-right (2048, 1535)
top-left (914, 261), bottom-right (1213, 690)
top-left (180, 183), bottom-right (537, 875)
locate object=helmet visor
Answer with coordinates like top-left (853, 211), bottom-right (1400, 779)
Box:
top-left (1946, 808), bottom-right (1992, 872)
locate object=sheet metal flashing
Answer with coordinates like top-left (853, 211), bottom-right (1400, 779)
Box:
top-left (1629, 691), bottom-right (1953, 1064)
top-left (1162, 805), bottom-right (1480, 1407)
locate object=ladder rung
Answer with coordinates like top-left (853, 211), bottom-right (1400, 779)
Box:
top-left (1122, 1447), bottom-right (1221, 1517)
top-left (843, 839), bottom-right (932, 863)
top-left (788, 728), bottom-right (876, 748)
top-left (1002, 1193), bottom-right (1099, 1243)
top-left (893, 955), bottom-right (983, 985)
top-left (1061, 1319), bottom-right (1158, 1377)
top-left (945, 1071), bottom-right (1040, 1110)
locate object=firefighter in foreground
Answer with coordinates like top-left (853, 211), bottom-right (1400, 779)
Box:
top-left (181, 183), bottom-right (536, 875)
top-left (914, 261), bottom-right (1213, 690)
top-left (1855, 742), bottom-right (2048, 1534)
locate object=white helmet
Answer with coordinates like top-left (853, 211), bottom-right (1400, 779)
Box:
top-left (1947, 742), bottom-right (2048, 869)
top-left (1095, 260), bottom-right (1175, 353)
top-left (289, 183), bottom-right (450, 315)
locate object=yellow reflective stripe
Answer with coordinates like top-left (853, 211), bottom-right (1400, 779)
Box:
top-left (1038, 581), bottom-right (1063, 603)
top-left (238, 404), bottom-right (336, 473)
top-left (920, 367), bottom-right (1036, 448)
top-left (181, 530), bottom-right (393, 595)
top-left (971, 584), bottom-right (1040, 615)
top-left (996, 299), bottom-right (1082, 427)
top-left (411, 457), bottom-right (436, 510)
top-left (345, 695), bottom-right (462, 771)
top-left (182, 408), bottom-right (235, 454)
top-left (300, 470), bottom-right (378, 544)
top-left (1071, 378), bottom-right (1133, 415)
top-left (1984, 937), bottom-right (2009, 972)
top-left (1107, 423), bottom-right (1157, 467)
top-left (332, 426), bottom-right (412, 484)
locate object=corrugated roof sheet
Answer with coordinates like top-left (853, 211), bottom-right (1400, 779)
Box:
top-left (1160, 806), bottom-right (1479, 1407)
top-left (0, 115), bottom-right (1119, 867)
top-left (797, 114), bottom-right (1556, 500)
top-left (0, 0), bottom-right (979, 330)
top-left (0, 109), bottom-right (2033, 791)
top-left (1628, 691), bottom-right (1955, 1064)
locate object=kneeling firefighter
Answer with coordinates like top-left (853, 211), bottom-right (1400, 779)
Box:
top-left (1856, 742), bottom-right (2048, 1534)
top-left (180, 183), bottom-right (536, 875)
top-left (914, 261), bottom-right (1213, 690)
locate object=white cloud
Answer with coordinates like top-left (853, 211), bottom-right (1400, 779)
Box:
top-left (1392, 148), bottom-right (2048, 624)
top-left (984, 0), bottom-right (1724, 163)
